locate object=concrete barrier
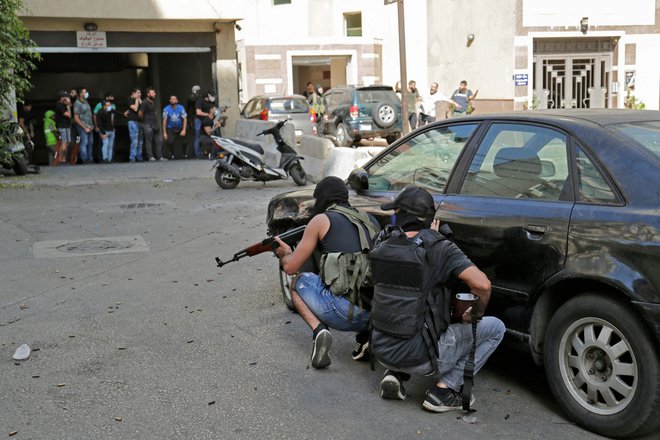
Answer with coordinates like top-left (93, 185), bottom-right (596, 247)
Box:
top-left (228, 119), bottom-right (386, 182)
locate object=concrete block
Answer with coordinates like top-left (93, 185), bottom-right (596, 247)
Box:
top-left (297, 135), bottom-right (334, 182)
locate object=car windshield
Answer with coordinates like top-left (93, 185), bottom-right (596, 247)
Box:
top-left (610, 121), bottom-right (660, 159)
top-left (269, 98), bottom-right (309, 114)
top-left (367, 124), bottom-right (478, 193)
top-left (357, 90), bottom-right (397, 104)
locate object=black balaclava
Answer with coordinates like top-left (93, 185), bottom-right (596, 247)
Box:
top-left (395, 212), bottom-right (433, 232)
top-left (313, 176), bottom-right (349, 214)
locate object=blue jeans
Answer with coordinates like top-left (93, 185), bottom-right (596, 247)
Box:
top-left (101, 130), bottom-right (115, 162)
top-left (76, 126), bottom-right (94, 162)
top-left (128, 121), bottom-right (143, 160)
top-left (434, 317), bottom-right (505, 391)
top-left (294, 273), bottom-right (369, 332)
top-left (193, 118), bottom-right (202, 158)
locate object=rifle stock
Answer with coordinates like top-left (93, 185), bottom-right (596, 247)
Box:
top-left (215, 225), bottom-right (306, 267)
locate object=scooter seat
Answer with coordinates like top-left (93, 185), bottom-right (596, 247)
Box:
top-left (232, 139), bottom-right (264, 155)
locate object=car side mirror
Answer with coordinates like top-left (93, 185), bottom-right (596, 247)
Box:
top-left (347, 167), bottom-right (369, 191)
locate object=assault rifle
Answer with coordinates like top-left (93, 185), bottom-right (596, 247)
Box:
top-left (215, 225), bottom-right (306, 267)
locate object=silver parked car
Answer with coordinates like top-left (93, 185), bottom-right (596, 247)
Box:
top-left (240, 94), bottom-right (317, 139)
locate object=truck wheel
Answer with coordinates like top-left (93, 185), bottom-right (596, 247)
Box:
top-left (289, 162), bottom-right (307, 186)
top-left (214, 168), bottom-right (239, 189)
top-left (335, 122), bottom-right (353, 147)
top-left (12, 154), bottom-right (28, 176)
top-left (544, 293), bottom-right (660, 438)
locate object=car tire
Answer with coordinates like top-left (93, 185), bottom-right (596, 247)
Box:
top-left (544, 293), bottom-right (660, 438)
top-left (214, 168), bottom-right (240, 189)
top-left (372, 102), bottom-right (397, 128)
top-left (279, 265), bottom-right (295, 311)
top-left (335, 122), bottom-right (353, 147)
top-left (12, 154), bottom-right (28, 176)
top-left (289, 162), bottom-right (307, 186)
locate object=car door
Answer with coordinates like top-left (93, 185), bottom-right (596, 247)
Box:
top-left (436, 122), bottom-right (575, 332)
top-left (353, 123), bottom-right (481, 218)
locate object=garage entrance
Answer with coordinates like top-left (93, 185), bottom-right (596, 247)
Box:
top-left (26, 31), bottom-right (217, 162)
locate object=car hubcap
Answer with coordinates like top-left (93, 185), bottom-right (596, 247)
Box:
top-left (378, 105), bottom-right (394, 123)
top-left (337, 125), bottom-right (347, 143)
top-left (558, 317), bottom-right (637, 415)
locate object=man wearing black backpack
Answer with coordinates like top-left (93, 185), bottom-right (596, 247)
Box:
top-left (369, 185), bottom-right (505, 412)
top-left (274, 176), bottom-right (380, 369)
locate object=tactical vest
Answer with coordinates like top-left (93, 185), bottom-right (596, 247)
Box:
top-left (319, 205), bottom-right (380, 319)
top-left (368, 226), bottom-right (451, 373)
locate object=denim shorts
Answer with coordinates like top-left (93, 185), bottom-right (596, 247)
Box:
top-left (58, 128), bottom-right (71, 143)
top-left (294, 272), bottom-right (369, 332)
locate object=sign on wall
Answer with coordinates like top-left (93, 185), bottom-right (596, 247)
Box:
top-left (515, 73), bottom-right (529, 86)
top-left (76, 31), bottom-right (107, 49)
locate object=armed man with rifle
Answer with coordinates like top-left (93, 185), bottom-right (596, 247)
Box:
top-left (273, 176), bottom-right (380, 369)
top-left (369, 185), bottom-right (505, 412)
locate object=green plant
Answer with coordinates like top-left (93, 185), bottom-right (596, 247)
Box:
top-left (624, 89), bottom-right (646, 109)
top-left (0, 0), bottom-right (40, 110)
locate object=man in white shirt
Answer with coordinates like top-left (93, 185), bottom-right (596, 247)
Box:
top-left (418, 82), bottom-right (460, 126)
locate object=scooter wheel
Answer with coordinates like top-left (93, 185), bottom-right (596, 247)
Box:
top-left (289, 163), bottom-right (307, 186)
top-left (214, 168), bottom-right (239, 189)
top-left (12, 155), bottom-right (28, 176)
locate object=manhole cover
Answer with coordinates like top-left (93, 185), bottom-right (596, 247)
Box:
top-left (33, 236), bottom-right (149, 258)
top-left (56, 239), bottom-right (135, 254)
top-left (119, 202), bottom-right (161, 209)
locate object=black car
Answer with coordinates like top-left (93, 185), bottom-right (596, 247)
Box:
top-left (267, 110), bottom-right (660, 438)
top-left (321, 85), bottom-right (402, 146)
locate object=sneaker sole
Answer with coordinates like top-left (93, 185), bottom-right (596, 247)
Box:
top-left (380, 376), bottom-right (406, 400)
top-left (422, 394), bottom-right (476, 413)
top-left (311, 330), bottom-right (332, 369)
top-left (352, 342), bottom-right (369, 361)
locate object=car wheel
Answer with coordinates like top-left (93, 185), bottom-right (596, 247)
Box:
top-left (372, 102), bottom-right (397, 128)
top-left (335, 122), bottom-right (353, 147)
top-left (279, 265), bottom-right (295, 311)
top-left (214, 168), bottom-right (240, 189)
top-left (289, 162), bottom-right (307, 186)
top-left (12, 154), bottom-right (28, 176)
top-left (544, 293), bottom-right (660, 438)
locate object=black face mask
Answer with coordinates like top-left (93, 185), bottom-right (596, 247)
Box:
top-left (395, 212), bottom-right (432, 232)
top-left (313, 176), bottom-right (349, 214)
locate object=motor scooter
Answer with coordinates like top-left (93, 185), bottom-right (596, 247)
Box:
top-left (0, 120), bottom-right (32, 176)
top-left (211, 119), bottom-right (307, 189)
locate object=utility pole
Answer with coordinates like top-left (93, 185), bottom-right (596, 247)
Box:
top-left (386, 0), bottom-right (410, 135)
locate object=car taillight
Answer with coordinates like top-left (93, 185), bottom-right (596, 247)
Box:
top-left (259, 109), bottom-right (269, 121)
top-left (350, 105), bottom-right (358, 119)
top-left (310, 111), bottom-right (317, 123)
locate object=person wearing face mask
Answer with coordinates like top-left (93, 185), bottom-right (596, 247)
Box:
top-left (194, 91), bottom-right (216, 159)
top-left (73, 87), bottom-right (95, 163)
top-left (274, 177), bottom-right (381, 369)
top-left (95, 99), bottom-right (116, 163)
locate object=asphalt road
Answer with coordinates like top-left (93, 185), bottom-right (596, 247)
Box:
top-left (1, 162), bottom-right (611, 439)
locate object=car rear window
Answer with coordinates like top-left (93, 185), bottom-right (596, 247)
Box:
top-left (610, 121), bottom-right (660, 159)
top-left (356, 90), bottom-right (397, 104)
top-left (269, 98), bottom-right (309, 114)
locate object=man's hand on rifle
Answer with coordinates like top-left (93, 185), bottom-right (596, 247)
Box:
top-left (274, 236), bottom-right (292, 259)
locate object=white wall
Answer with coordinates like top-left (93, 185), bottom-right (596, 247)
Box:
top-left (523, 0), bottom-right (656, 27)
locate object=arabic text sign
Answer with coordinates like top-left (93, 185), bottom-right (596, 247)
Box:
top-left (515, 73), bottom-right (529, 86)
top-left (77, 31), bottom-right (107, 49)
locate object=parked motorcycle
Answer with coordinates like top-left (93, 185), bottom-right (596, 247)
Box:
top-left (0, 120), bottom-right (31, 176)
top-left (211, 119), bottom-right (307, 189)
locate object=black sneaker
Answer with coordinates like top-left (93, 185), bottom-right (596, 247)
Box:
top-left (310, 328), bottom-right (332, 369)
top-left (380, 370), bottom-right (406, 400)
top-left (422, 387), bottom-right (475, 413)
top-left (351, 340), bottom-right (369, 361)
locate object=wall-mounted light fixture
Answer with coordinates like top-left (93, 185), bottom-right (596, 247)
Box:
top-left (467, 33), bottom-right (475, 47)
top-left (580, 17), bottom-right (588, 35)
top-left (83, 22), bottom-right (98, 32)
top-left (235, 23), bottom-right (242, 32)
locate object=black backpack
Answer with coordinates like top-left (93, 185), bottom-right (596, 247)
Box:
top-left (368, 225), bottom-right (451, 374)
